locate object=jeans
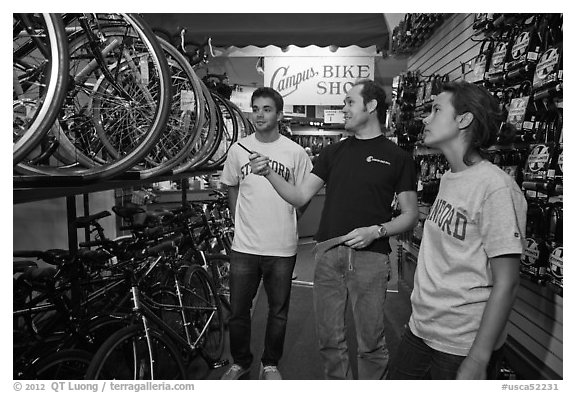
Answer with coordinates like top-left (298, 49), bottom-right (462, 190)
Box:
top-left (228, 250), bottom-right (296, 368)
top-left (313, 245), bottom-right (391, 379)
top-left (388, 326), bottom-right (504, 379)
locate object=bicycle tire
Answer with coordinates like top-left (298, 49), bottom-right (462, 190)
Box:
top-left (15, 14), bottom-right (172, 181)
top-left (183, 265), bottom-right (225, 362)
top-left (133, 36), bottom-right (206, 179)
top-left (204, 254), bottom-right (230, 308)
top-left (13, 13), bottom-right (69, 166)
top-left (25, 349), bottom-right (92, 379)
top-left (172, 81), bottom-right (220, 174)
top-left (229, 98), bottom-right (254, 138)
top-left (202, 92), bottom-right (239, 169)
top-left (85, 324), bottom-right (186, 379)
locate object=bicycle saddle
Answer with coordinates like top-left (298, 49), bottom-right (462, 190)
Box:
top-left (112, 204), bottom-right (146, 219)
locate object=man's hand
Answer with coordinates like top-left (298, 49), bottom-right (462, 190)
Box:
top-left (342, 226), bottom-right (380, 249)
top-left (249, 152), bottom-right (271, 176)
top-left (456, 356), bottom-right (488, 380)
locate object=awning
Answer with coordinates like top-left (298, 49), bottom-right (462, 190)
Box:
top-left (143, 13), bottom-right (390, 51)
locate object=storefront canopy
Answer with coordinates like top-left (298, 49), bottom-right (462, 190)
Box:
top-left (143, 13), bottom-right (390, 51)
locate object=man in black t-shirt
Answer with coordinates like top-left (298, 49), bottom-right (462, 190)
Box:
top-left (249, 80), bottom-right (418, 379)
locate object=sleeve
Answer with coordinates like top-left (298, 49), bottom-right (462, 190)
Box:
top-left (394, 151), bottom-right (417, 194)
top-left (220, 144), bottom-right (240, 186)
top-left (294, 148), bottom-right (313, 186)
top-left (311, 144), bottom-right (332, 182)
top-left (480, 186), bottom-right (527, 258)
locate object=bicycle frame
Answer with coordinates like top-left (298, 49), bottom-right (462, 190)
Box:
top-left (126, 269), bottom-right (223, 372)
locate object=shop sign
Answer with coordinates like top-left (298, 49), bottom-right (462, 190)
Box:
top-left (264, 57), bottom-right (374, 105)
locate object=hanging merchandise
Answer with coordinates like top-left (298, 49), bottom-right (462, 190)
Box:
top-left (503, 81), bottom-right (533, 143)
top-left (424, 75), bottom-right (434, 103)
top-left (523, 144), bottom-right (553, 183)
top-left (468, 40), bottom-right (493, 83)
top-left (486, 29), bottom-right (514, 82)
top-left (416, 76), bottom-right (426, 107)
top-left (532, 14), bottom-right (563, 94)
top-left (503, 15), bottom-right (543, 80)
top-left (521, 201), bottom-right (549, 281)
top-left (546, 201), bottom-right (562, 290)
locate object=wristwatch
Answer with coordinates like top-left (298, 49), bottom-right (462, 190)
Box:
top-left (377, 223), bottom-right (388, 238)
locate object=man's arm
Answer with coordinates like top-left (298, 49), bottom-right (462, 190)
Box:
top-left (227, 185), bottom-right (239, 222)
top-left (457, 255), bottom-right (520, 380)
top-left (250, 153), bottom-right (324, 207)
top-left (343, 190), bottom-right (419, 249)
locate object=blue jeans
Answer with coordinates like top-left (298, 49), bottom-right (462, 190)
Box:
top-left (388, 327), bottom-right (504, 379)
top-left (313, 245), bottom-right (391, 379)
top-left (228, 251), bottom-right (296, 368)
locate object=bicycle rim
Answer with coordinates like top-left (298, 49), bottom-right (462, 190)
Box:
top-left (27, 349), bottom-right (92, 379)
top-left (16, 14), bottom-right (172, 180)
top-left (132, 36), bottom-right (206, 179)
top-left (172, 81), bottom-right (220, 174)
top-left (13, 13), bottom-right (69, 166)
top-left (202, 92), bottom-right (239, 169)
top-left (85, 324), bottom-right (186, 379)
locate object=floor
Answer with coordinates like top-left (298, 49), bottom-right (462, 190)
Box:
top-left (190, 236), bottom-right (413, 380)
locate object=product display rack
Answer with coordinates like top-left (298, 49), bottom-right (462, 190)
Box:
top-left (394, 13), bottom-right (563, 379)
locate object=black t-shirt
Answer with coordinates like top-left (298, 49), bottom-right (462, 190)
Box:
top-left (312, 134), bottom-right (417, 254)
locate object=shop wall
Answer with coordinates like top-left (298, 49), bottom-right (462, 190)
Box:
top-left (13, 191), bottom-right (116, 251)
top-left (406, 13), bottom-right (563, 378)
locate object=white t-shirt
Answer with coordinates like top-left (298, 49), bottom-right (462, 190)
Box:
top-left (220, 134), bottom-right (312, 257)
top-left (409, 160), bottom-right (527, 356)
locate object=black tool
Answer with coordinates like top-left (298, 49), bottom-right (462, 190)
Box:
top-left (237, 142), bottom-right (253, 154)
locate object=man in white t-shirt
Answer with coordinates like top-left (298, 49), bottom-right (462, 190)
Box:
top-left (219, 87), bottom-right (312, 380)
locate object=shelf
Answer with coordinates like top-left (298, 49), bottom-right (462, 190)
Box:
top-left (13, 169), bottom-right (218, 204)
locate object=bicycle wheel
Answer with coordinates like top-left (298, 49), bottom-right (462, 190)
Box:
top-left (25, 349), bottom-right (92, 379)
top-left (85, 324), bottom-right (186, 379)
top-left (205, 254), bottom-right (230, 308)
top-left (202, 92), bottom-right (239, 169)
top-left (16, 13), bottom-right (172, 180)
top-left (132, 36), bottom-right (206, 179)
top-left (172, 81), bottom-right (220, 174)
top-left (229, 98), bottom-right (254, 138)
top-left (183, 265), bottom-right (225, 362)
top-left (13, 13), bottom-right (69, 166)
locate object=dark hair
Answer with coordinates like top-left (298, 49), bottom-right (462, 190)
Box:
top-left (251, 87), bottom-right (284, 113)
top-left (441, 81), bottom-right (503, 165)
top-left (353, 79), bottom-right (388, 124)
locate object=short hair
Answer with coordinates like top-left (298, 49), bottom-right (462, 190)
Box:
top-left (251, 87), bottom-right (284, 113)
top-left (353, 79), bottom-right (388, 124)
top-left (441, 81), bottom-right (503, 165)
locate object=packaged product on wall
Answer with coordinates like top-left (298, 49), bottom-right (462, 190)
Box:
top-left (533, 44), bottom-right (562, 91)
top-left (487, 32), bottom-right (513, 80)
top-left (424, 75), bottom-right (434, 103)
top-left (523, 144), bottom-right (553, 181)
top-left (520, 237), bottom-right (548, 280)
top-left (504, 15), bottom-right (542, 74)
top-left (507, 96), bottom-right (530, 131)
top-left (547, 246), bottom-right (563, 289)
top-left (468, 40), bottom-right (492, 83)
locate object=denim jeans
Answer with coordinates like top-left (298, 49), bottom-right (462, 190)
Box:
top-left (228, 250), bottom-right (296, 368)
top-left (387, 326), bottom-right (504, 379)
top-left (313, 245), bottom-right (391, 379)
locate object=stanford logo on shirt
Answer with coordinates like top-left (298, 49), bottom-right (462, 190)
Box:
top-left (427, 198), bottom-right (468, 241)
top-left (240, 160), bottom-right (291, 181)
